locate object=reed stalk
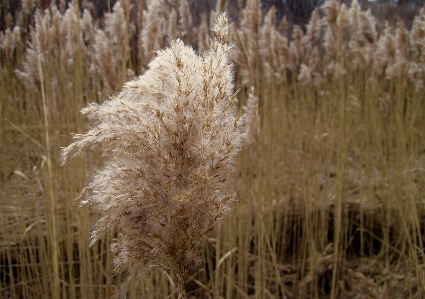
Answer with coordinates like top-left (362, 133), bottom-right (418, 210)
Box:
top-left (37, 33), bottom-right (59, 299)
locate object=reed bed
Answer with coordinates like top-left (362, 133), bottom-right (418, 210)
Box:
top-left (1, 0), bottom-right (424, 298)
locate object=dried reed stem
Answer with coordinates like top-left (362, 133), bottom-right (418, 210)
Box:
top-left (37, 33), bottom-right (59, 299)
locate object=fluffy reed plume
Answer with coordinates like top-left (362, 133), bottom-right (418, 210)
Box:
top-left (62, 5), bottom-right (81, 72)
top-left (323, 0), bottom-right (339, 27)
top-left (358, 10), bottom-right (377, 45)
top-left (231, 0), bottom-right (261, 87)
top-left (142, 0), bottom-right (165, 62)
top-left (4, 13), bottom-right (14, 29)
top-left (336, 3), bottom-right (349, 30)
top-left (48, 6), bottom-right (63, 57)
top-left (323, 25), bottom-right (335, 60)
top-left (22, 0), bottom-right (35, 15)
top-left (15, 10), bottom-right (50, 91)
top-left (395, 20), bottom-right (408, 61)
top-left (259, 7), bottom-right (294, 83)
top-left (304, 7), bottom-right (322, 49)
top-left (298, 63), bottom-right (313, 85)
top-left (104, 2), bottom-right (126, 46)
top-left (240, 0), bottom-right (261, 41)
top-left (259, 6), bottom-right (276, 80)
top-left (409, 7), bottom-right (425, 61)
top-left (374, 23), bottom-right (396, 77)
top-left (277, 32), bottom-right (298, 74)
top-left (100, 1), bottom-right (131, 90)
top-left (347, 0), bottom-right (361, 60)
top-left (243, 87), bottom-right (260, 145)
top-left (178, 0), bottom-right (192, 43)
top-left (62, 13), bottom-right (244, 299)
top-left (81, 9), bottom-right (96, 52)
top-left (346, 1), bottom-right (375, 70)
top-left (291, 25), bottom-right (304, 56)
top-left (0, 26), bottom-right (21, 58)
top-left (94, 29), bottom-right (117, 92)
top-left (385, 20), bottom-right (409, 80)
top-left (348, 0), bottom-right (361, 30)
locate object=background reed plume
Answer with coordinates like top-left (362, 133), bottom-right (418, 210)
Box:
top-left (61, 13), bottom-right (244, 298)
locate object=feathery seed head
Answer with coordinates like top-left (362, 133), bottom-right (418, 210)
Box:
top-left (395, 20), bottom-right (408, 61)
top-left (336, 3), bottom-right (349, 30)
top-left (240, 0), bottom-right (261, 41)
top-left (243, 87), bottom-right (260, 145)
top-left (105, 2), bottom-right (126, 44)
top-left (348, 0), bottom-right (360, 27)
top-left (23, 0), bottom-right (35, 15)
top-left (323, 0), bottom-right (339, 27)
top-left (81, 9), bottom-right (95, 46)
top-left (358, 10), bottom-right (377, 44)
top-left (142, 0), bottom-right (165, 62)
top-left (305, 7), bottom-right (322, 47)
top-left (62, 13), bottom-right (244, 277)
top-left (1, 28), bottom-right (17, 57)
top-left (298, 64), bottom-right (312, 85)
top-left (410, 7), bottom-right (425, 61)
top-left (94, 29), bottom-right (117, 92)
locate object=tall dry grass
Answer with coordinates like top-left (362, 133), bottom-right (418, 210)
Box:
top-left (1, 0), bottom-right (425, 298)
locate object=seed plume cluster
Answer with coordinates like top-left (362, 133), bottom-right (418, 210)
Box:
top-left (61, 13), bottom-right (244, 278)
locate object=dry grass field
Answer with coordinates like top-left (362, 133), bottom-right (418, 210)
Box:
top-left (1, 0), bottom-right (425, 298)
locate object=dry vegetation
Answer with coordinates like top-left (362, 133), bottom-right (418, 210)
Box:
top-left (1, 0), bottom-right (425, 298)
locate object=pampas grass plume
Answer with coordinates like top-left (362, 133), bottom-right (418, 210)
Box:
top-left (358, 10), bottom-right (377, 44)
top-left (94, 29), bottom-right (117, 92)
top-left (142, 0), bottom-right (164, 62)
top-left (0, 27), bottom-right (20, 58)
top-left (178, 0), bottom-right (192, 43)
top-left (81, 9), bottom-right (95, 47)
top-left (291, 25), bottom-right (304, 54)
top-left (298, 63), bottom-right (312, 85)
top-left (62, 13), bottom-right (244, 299)
top-left (259, 6), bottom-right (276, 81)
top-left (395, 20), bottom-right (408, 61)
top-left (244, 87), bottom-right (260, 145)
top-left (15, 10), bottom-right (53, 91)
top-left (323, 0), bottom-right (339, 27)
top-left (305, 7), bottom-right (322, 48)
top-left (409, 7), bottom-right (425, 60)
top-left (22, 0), bottom-right (35, 15)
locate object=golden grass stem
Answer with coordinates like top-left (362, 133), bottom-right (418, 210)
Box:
top-left (37, 41), bottom-right (60, 299)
